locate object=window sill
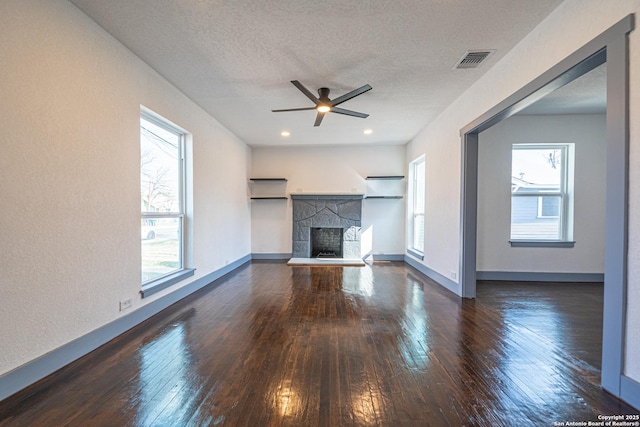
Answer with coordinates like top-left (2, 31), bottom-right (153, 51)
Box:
top-left (141, 268), bottom-right (195, 298)
top-left (407, 248), bottom-right (424, 260)
top-left (509, 240), bottom-right (575, 248)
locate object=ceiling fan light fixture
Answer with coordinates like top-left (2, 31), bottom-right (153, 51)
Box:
top-left (272, 81), bottom-right (371, 126)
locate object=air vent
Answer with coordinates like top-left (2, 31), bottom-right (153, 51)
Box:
top-left (455, 50), bottom-right (495, 69)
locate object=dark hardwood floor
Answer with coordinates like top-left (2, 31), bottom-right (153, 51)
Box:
top-left (0, 261), bottom-right (637, 426)
top-left (476, 280), bottom-right (605, 371)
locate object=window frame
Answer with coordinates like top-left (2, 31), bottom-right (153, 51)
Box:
top-left (407, 155), bottom-right (425, 259)
top-left (140, 109), bottom-right (193, 296)
top-left (510, 143), bottom-right (573, 245)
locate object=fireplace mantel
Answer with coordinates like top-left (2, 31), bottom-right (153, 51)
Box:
top-left (290, 194), bottom-right (364, 200)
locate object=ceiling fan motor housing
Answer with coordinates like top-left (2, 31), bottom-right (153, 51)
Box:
top-left (318, 87), bottom-right (331, 102)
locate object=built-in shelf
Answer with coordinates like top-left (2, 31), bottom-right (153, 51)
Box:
top-left (250, 196), bottom-right (288, 200)
top-left (365, 175), bottom-right (405, 180)
top-left (249, 178), bottom-right (288, 200)
top-left (365, 175), bottom-right (404, 199)
top-left (364, 196), bottom-right (403, 199)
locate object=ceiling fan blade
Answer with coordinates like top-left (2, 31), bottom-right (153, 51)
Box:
top-left (271, 107), bottom-right (317, 112)
top-left (330, 84), bottom-right (372, 107)
top-left (291, 80), bottom-right (320, 105)
top-left (331, 107), bottom-right (369, 118)
top-left (314, 112), bottom-right (325, 127)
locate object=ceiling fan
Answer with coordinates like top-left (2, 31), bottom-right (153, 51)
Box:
top-left (272, 80), bottom-right (372, 127)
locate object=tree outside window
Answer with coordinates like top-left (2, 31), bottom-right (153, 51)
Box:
top-left (140, 113), bottom-right (185, 284)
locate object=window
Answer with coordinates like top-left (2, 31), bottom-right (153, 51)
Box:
top-left (140, 111), bottom-right (186, 286)
top-left (408, 155), bottom-right (425, 256)
top-left (510, 144), bottom-right (573, 242)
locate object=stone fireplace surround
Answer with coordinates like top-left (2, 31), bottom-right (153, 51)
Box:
top-left (291, 194), bottom-right (363, 259)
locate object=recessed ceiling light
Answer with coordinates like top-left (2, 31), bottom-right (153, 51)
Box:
top-left (363, 129), bottom-right (373, 135)
top-left (281, 131), bottom-right (290, 137)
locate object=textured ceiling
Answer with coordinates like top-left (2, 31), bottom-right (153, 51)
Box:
top-left (69, 0), bottom-right (564, 147)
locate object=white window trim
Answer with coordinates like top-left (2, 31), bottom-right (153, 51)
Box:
top-left (408, 155), bottom-right (425, 258)
top-left (140, 109), bottom-right (191, 294)
top-left (510, 143), bottom-right (573, 245)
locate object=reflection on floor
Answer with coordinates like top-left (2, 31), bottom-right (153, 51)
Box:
top-left (287, 257), bottom-right (366, 266)
top-left (477, 280), bottom-right (604, 370)
top-left (0, 262), bottom-right (636, 426)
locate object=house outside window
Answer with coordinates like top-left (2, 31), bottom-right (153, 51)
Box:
top-left (140, 111), bottom-right (186, 285)
top-left (510, 144), bottom-right (573, 242)
top-left (408, 155), bottom-right (425, 256)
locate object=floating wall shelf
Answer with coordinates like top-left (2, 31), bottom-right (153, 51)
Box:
top-left (365, 175), bottom-right (405, 180)
top-left (364, 196), bottom-right (403, 199)
top-left (250, 196), bottom-right (288, 200)
top-left (365, 175), bottom-right (404, 199)
top-left (249, 177), bottom-right (288, 200)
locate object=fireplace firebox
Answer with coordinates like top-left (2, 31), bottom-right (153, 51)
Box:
top-left (311, 228), bottom-right (343, 258)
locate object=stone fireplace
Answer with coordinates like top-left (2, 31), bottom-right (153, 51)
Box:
top-left (291, 194), bottom-right (363, 259)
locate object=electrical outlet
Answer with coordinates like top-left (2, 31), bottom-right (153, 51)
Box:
top-left (450, 271), bottom-right (457, 280)
top-left (120, 298), bottom-right (133, 311)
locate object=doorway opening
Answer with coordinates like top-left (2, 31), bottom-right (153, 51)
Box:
top-left (459, 15), bottom-right (632, 398)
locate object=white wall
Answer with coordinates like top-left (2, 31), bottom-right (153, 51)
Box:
top-left (406, 0), bottom-right (640, 382)
top-left (251, 145), bottom-right (406, 257)
top-left (477, 114), bottom-right (606, 274)
top-left (0, 0), bottom-right (251, 377)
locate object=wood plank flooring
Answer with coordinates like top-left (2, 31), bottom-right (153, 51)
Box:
top-left (0, 261), bottom-right (638, 426)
